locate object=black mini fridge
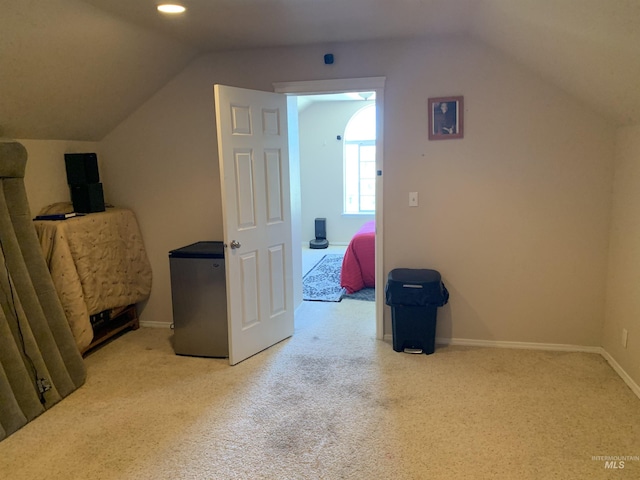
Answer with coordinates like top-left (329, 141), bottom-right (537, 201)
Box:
top-left (169, 241), bottom-right (228, 357)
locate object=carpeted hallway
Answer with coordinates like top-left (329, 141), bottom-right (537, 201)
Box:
top-left (0, 299), bottom-right (639, 479)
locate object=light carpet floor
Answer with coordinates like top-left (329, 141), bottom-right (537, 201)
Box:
top-left (1, 300), bottom-right (639, 479)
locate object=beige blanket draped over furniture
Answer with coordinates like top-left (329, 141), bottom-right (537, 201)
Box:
top-left (0, 142), bottom-right (86, 441)
top-left (34, 208), bottom-right (153, 353)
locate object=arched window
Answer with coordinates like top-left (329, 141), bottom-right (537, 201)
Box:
top-left (344, 104), bottom-right (376, 214)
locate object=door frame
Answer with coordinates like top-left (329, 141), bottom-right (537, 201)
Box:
top-left (273, 77), bottom-right (386, 340)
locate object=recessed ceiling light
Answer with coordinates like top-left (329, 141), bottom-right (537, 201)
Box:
top-left (157, 4), bottom-right (186, 14)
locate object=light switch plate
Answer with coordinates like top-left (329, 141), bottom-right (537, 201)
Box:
top-left (409, 192), bottom-right (418, 207)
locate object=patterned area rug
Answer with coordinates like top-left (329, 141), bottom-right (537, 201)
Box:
top-left (303, 254), bottom-right (346, 302)
top-left (343, 287), bottom-right (375, 302)
top-left (302, 254), bottom-right (375, 302)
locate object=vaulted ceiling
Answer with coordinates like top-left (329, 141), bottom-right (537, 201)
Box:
top-left (1, 0), bottom-right (639, 140)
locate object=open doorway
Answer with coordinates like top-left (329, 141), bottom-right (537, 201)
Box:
top-left (274, 77), bottom-right (385, 339)
top-left (296, 93), bottom-right (375, 291)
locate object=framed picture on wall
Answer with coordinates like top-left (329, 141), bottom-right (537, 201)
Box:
top-left (428, 96), bottom-right (464, 140)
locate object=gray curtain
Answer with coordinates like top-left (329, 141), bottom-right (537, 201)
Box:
top-left (0, 141), bottom-right (86, 441)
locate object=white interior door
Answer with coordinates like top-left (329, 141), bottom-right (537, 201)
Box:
top-left (214, 84), bottom-right (294, 365)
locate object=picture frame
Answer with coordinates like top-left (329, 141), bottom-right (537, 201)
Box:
top-left (428, 96), bottom-right (464, 140)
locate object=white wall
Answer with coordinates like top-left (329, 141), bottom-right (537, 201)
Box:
top-left (298, 100), bottom-right (375, 244)
top-left (20, 140), bottom-right (100, 215)
top-left (603, 125), bottom-right (640, 387)
top-left (99, 37), bottom-right (615, 348)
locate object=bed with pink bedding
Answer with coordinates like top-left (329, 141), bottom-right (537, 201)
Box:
top-left (340, 220), bottom-right (375, 294)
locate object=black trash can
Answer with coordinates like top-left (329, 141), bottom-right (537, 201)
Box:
top-left (385, 268), bottom-right (449, 355)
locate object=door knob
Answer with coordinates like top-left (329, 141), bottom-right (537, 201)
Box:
top-left (230, 240), bottom-right (241, 249)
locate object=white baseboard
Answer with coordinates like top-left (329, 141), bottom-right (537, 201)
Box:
top-left (600, 349), bottom-right (640, 399)
top-left (139, 321), bottom-right (172, 329)
top-left (382, 335), bottom-right (639, 400)
top-left (384, 334), bottom-right (600, 353)
top-left (436, 337), bottom-right (602, 354)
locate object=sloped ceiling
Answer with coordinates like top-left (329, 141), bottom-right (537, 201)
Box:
top-left (0, 0), bottom-right (198, 141)
top-left (1, 0), bottom-right (639, 141)
top-left (474, 0), bottom-right (640, 127)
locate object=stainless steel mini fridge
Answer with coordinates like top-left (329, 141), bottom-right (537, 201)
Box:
top-left (169, 241), bottom-right (228, 357)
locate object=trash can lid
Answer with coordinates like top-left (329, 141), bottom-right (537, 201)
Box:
top-left (388, 268), bottom-right (441, 284)
top-left (385, 268), bottom-right (449, 307)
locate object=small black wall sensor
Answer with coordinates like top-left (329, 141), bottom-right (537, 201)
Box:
top-left (324, 54), bottom-right (334, 65)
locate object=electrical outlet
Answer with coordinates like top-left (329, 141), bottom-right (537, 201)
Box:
top-left (622, 328), bottom-right (628, 348)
